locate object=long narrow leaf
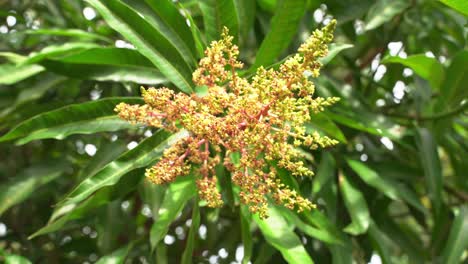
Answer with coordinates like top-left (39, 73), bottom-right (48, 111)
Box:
top-left (252, 0), bottom-right (307, 68)
top-left (0, 161), bottom-right (68, 216)
top-left (86, 0), bottom-right (194, 93)
top-left (150, 176), bottom-right (196, 250)
top-left (181, 198), bottom-right (200, 264)
top-left (0, 97), bottom-right (142, 144)
top-left (339, 172), bottom-right (370, 235)
top-left (254, 206), bottom-right (314, 264)
top-left (41, 47), bottom-right (168, 85)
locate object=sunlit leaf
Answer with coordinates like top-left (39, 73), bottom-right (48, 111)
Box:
top-left (339, 172), bottom-right (370, 235)
top-left (150, 175), bottom-right (196, 250)
top-left (181, 198), bottom-right (200, 264)
top-left (382, 54), bottom-right (445, 89)
top-left (441, 206), bottom-right (468, 264)
top-left (365, 0), bottom-right (410, 31)
top-left (95, 243), bottom-right (133, 264)
top-left (439, 0), bottom-right (468, 16)
top-left (254, 206), bottom-right (314, 264)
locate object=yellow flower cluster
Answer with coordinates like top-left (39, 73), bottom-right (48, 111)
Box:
top-left (115, 20), bottom-right (339, 218)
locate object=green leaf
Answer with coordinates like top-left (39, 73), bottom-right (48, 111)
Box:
top-left (377, 214), bottom-right (426, 263)
top-left (0, 161), bottom-right (68, 216)
top-left (439, 0), bottom-right (468, 16)
top-left (347, 159), bottom-right (427, 213)
top-left (24, 28), bottom-right (112, 43)
top-left (368, 223), bottom-right (394, 264)
top-left (178, 5), bottom-right (206, 58)
top-left (0, 97), bottom-right (142, 145)
top-left (30, 133), bottom-right (188, 238)
top-left (78, 141), bottom-right (128, 180)
top-left (41, 47), bottom-right (168, 85)
top-left (312, 152), bottom-right (335, 197)
top-left (435, 50), bottom-right (468, 111)
top-left (86, 0), bottom-right (194, 93)
top-left (21, 42), bottom-right (100, 65)
top-left (0, 64), bottom-right (44, 85)
top-left (95, 243), bottom-right (133, 264)
top-left (199, 0), bottom-right (237, 43)
top-left (382, 55), bottom-right (445, 89)
top-left (45, 130), bottom-right (188, 227)
top-left (319, 43), bottom-right (354, 65)
top-left (365, 0), bottom-right (410, 31)
top-left (306, 112), bottom-right (347, 143)
top-left (415, 128), bottom-right (443, 216)
top-left (253, 243), bottom-right (276, 264)
top-left (30, 169), bottom-right (145, 238)
top-left (199, 0), bottom-right (254, 45)
top-left (181, 198), bottom-right (200, 264)
top-left (4, 254), bottom-right (32, 264)
top-left (441, 206), bottom-right (468, 264)
top-left (254, 206), bottom-right (314, 264)
top-left (0, 74), bottom-right (66, 119)
top-left (252, 0), bottom-right (307, 68)
top-left (240, 206), bottom-right (253, 264)
top-left (339, 173), bottom-right (370, 235)
top-left (278, 206), bottom-right (344, 245)
top-left (121, 0), bottom-right (197, 67)
top-left (301, 209), bottom-right (346, 245)
top-left (150, 175), bottom-right (196, 250)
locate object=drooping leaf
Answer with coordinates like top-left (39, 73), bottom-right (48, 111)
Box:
top-left (77, 141), bottom-right (128, 181)
top-left (254, 206), bottom-right (314, 264)
top-left (199, 0), bottom-right (238, 43)
top-left (86, 0), bottom-right (194, 93)
top-left (382, 55), bottom-right (445, 89)
top-left (0, 97), bottom-right (142, 145)
top-left (121, 0), bottom-right (197, 67)
top-left (199, 0), bottom-right (254, 46)
top-left (278, 206), bottom-right (344, 245)
top-left (48, 130), bottom-right (188, 226)
top-left (21, 42), bottom-right (100, 65)
top-left (434, 50), bottom-right (468, 111)
top-left (365, 0), bottom-right (410, 31)
top-left (339, 172), bottom-right (370, 235)
top-left (150, 175), bottom-right (196, 250)
top-left (0, 74), bottom-right (67, 119)
top-left (0, 64), bottom-right (44, 85)
top-left (439, 0), bottom-right (468, 16)
top-left (240, 206), bottom-right (253, 264)
top-left (440, 206), bottom-right (468, 264)
top-left (24, 28), bottom-right (112, 43)
top-left (181, 198), bottom-right (200, 264)
top-left (368, 223), bottom-right (394, 264)
top-left (252, 0), bottom-right (307, 68)
top-left (306, 112), bottom-right (347, 143)
top-left (3, 254), bottom-right (32, 264)
top-left (95, 243), bottom-right (133, 264)
top-left (415, 128), bottom-right (443, 216)
top-left (30, 169), bottom-right (145, 238)
top-left (319, 43), bottom-right (353, 65)
top-left (0, 161), bottom-right (68, 216)
top-left (312, 152), bottom-right (336, 197)
top-left (41, 47), bottom-right (168, 85)
top-left (347, 159), bottom-right (427, 213)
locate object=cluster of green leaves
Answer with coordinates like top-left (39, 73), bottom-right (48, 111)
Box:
top-left (0, 0), bottom-right (467, 263)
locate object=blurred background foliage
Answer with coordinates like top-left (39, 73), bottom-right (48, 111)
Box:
top-left (0, 0), bottom-right (467, 263)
